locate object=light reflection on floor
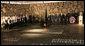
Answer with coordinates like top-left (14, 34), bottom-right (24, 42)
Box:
top-left (21, 28), bottom-right (49, 33)
top-left (1, 24), bottom-right (84, 45)
top-left (21, 28), bottom-right (48, 38)
top-left (28, 28), bottom-right (48, 32)
top-left (21, 28), bottom-right (63, 38)
top-left (21, 34), bottom-right (45, 38)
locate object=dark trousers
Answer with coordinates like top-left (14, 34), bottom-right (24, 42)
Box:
top-left (4, 23), bottom-right (9, 30)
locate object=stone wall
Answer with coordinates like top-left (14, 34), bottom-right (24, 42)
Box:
top-left (1, 1), bottom-right (84, 17)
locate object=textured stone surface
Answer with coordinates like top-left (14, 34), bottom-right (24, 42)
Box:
top-left (1, 1), bottom-right (84, 17)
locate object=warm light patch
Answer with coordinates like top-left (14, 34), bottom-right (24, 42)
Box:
top-left (23, 28), bottom-right (48, 32)
top-left (21, 34), bottom-right (44, 38)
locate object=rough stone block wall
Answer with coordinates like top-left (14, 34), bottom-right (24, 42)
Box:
top-left (1, 1), bottom-right (84, 18)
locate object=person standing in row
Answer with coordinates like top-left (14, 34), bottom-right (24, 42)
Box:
top-left (7, 17), bottom-right (11, 29)
top-left (63, 14), bottom-right (67, 25)
top-left (26, 14), bottom-right (29, 23)
top-left (60, 13), bottom-right (64, 25)
top-left (74, 13), bottom-right (79, 24)
top-left (9, 16), bottom-right (12, 29)
top-left (4, 16), bottom-right (9, 30)
top-left (52, 13), bottom-right (55, 24)
top-left (23, 15), bottom-right (27, 25)
top-left (55, 13), bottom-right (60, 25)
top-left (66, 13), bottom-right (70, 24)
top-left (29, 15), bottom-right (32, 24)
top-left (17, 16), bottom-right (20, 26)
top-left (20, 15), bottom-right (23, 25)
top-left (1, 16), bottom-right (5, 29)
top-left (48, 14), bottom-right (52, 25)
top-left (32, 15), bottom-right (36, 24)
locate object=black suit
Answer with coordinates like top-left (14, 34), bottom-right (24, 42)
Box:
top-left (74, 13), bottom-right (79, 24)
top-left (4, 20), bottom-right (8, 29)
top-left (66, 13), bottom-right (71, 24)
top-left (29, 15), bottom-right (32, 24)
top-left (48, 15), bottom-right (51, 25)
top-left (61, 15), bottom-right (64, 25)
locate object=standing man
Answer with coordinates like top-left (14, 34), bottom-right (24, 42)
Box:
top-left (41, 15), bottom-right (44, 27)
top-left (32, 15), bottom-right (36, 24)
top-left (29, 15), bottom-right (32, 24)
top-left (7, 16), bottom-right (11, 29)
top-left (48, 14), bottom-right (51, 25)
top-left (60, 13), bottom-right (64, 25)
top-left (9, 16), bottom-right (12, 29)
top-left (64, 14), bottom-right (67, 25)
top-left (4, 16), bottom-right (9, 30)
top-left (58, 13), bottom-right (61, 25)
top-left (26, 14), bottom-right (29, 23)
top-left (74, 13), bottom-right (79, 24)
top-left (56, 13), bottom-right (60, 25)
top-left (52, 13), bottom-right (55, 24)
top-left (55, 13), bottom-right (58, 25)
top-left (66, 13), bottom-right (70, 24)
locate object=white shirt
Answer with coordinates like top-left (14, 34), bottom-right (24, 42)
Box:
top-left (4, 17), bottom-right (8, 24)
top-left (5, 17), bottom-right (8, 20)
top-left (3, 18), bottom-right (6, 24)
top-left (7, 19), bottom-right (11, 24)
top-left (12, 17), bottom-right (16, 23)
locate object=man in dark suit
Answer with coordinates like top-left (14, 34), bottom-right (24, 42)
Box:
top-left (7, 17), bottom-right (11, 29)
top-left (66, 13), bottom-right (71, 24)
top-left (48, 14), bottom-right (52, 25)
top-left (29, 15), bottom-right (32, 24)
top-left (4, 16), bottom-right (9, 30)
top-left (32, 15), bottom-right (36, 24)
top-left (63, 14), bottom-right (67, 25)
top-left (9, 16), bottom-right (12, 29)
top-left (16, 16), bottom-right (20, 26)
top-left (58, 13), bottom-right (61, 25)
top-left (52, 14), bottom-right (55, 24)
top-left (56, 13), bottom-right (60, 25)
top-left (74, 13), bottom-right (79, 24)
top-left (60, 13), bottom-right (64, 25)
top-left (55, 13), bottom-right (58, 25)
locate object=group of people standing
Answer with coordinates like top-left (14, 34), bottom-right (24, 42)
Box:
top-left (1, 14), bottom-right (40, 30)
top-left (47, 13), bottom-right (79, 25)
top-left (1, 12), bottom-right (82, 30)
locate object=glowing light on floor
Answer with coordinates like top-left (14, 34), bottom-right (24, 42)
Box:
top-left (29, 29), bottom-right (45, 32)
top-left (24, 28), bottom-right (48, 32)
top-left (21, 34), bottom-right (45, 38)
top-left (21, 28), bottom-right (48, 38)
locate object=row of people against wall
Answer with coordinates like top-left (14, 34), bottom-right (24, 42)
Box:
top-left (1, 15), bottom-right (40, 29)
top-left (47, 13), bottom-right (80, 25)
top-left (1, 12), bottom-right (83, 30)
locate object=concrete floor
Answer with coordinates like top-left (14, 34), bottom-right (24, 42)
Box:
top-left (1, 24), bottom-right (84, 45)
